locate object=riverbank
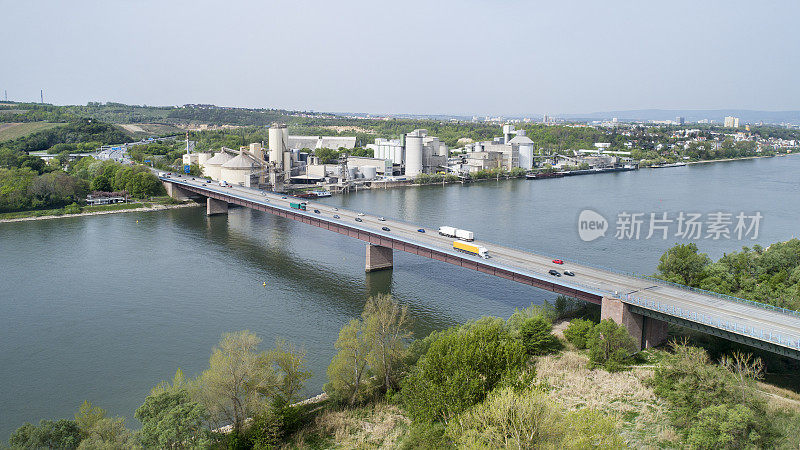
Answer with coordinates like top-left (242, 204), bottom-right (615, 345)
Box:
top-left (0, 201), bottom-right (201, 223)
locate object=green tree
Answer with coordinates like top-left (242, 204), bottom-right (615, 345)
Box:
top-left (9, 419), bottom-right (82, 449)
top-left (126, 171), bottom-right (164, 198)
top-left (267, 338), bottom-right (312, 406)
top-left (135, 390), bottom-right (209, 449)
top-left (401, 317), bottom-right (527, 424)
top-left (518, 315), bottom-right (562, 355)
top-left (657, 243), bottom-right (711, 286)
top-left (686, 404), bottom-right (761, 450)
top-left (325, 318), bottom-right (371, 404)
top-left (363, 294), bottom-right (413, 393)
top-left (563, 318), bottom-right (595, 349)
top-left (586, 319), bottom-right (637, 371)
top-left (194, 330), bottom-right (276, 433)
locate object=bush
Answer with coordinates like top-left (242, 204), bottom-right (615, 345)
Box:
top-left (563, 318), bottom-right (595, 349)
top-left (686, 404), bottom-right (762, 450)
top-left (518, 316), bottom-right (562, 355)
top-left (246, 409), bottom-right (284, 450)
top-left (401, 317), bottom-right (527, 423)
top-left (586, 319), bottom-right (637, 371)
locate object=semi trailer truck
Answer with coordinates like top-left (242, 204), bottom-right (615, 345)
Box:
top-left (290, 202), bottom-right (307, 211)
top-left (438, 226), bottom-right (475, 241)
top-left (453, 241), bottom-right (489, 259)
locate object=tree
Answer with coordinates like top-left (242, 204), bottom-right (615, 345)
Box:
top-left (518, 315), bottom-right (562, 355)
top-left (194, 330), bottom-right (276, 433)
top-left (586, 319), bottom-right (637, 371)
top-left (126, 171), bottom-right (164, 198)
top-left (362, 294), bottom-right (413, 392)
top-left (135, 390), bottom-right (208, 449)
top-left (267, 338), bottom-right (312, 406)
top-left (657, 243), bottom-right (711, 286)
top-left (9, 419), bottom-right (82, 449)
top-left (401, 317), bottom-right (527, 424)
top-left (563, 318), bottom-right (595, 349)
top-left (325, 318), bottom-right (370, 404)
top-left (686, 404), bottom-right (761, 450)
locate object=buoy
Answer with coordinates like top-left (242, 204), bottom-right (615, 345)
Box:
top-left (136, 220), bottom-right (139, 223)
top-left (263, 282), bottom-right (266, 287)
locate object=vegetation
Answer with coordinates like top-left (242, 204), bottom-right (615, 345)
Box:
top-left (656, 239), bottom-right (800, 311)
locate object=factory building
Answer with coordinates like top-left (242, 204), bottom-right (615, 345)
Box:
top-left (460, 124), bottom-right (535, 172)
top-left (368, 138), bottom-right (404, 165)
top-left (288, 136), bottom-right (357, 151)
top-left (220, 151), bottom-right (261, 187)
top-left (403, 129), bottom-right (447, 176)
top-left (202, 150), bottom-right (234, 180)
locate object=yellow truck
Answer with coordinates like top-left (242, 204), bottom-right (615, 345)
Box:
top-left (453, 240), bottom-right (489, 259)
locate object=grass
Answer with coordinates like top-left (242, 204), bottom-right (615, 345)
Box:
top-left (535, 350), bottom-right (677, 447)
top-left (0, 122), bottom-right (61, 142)
top-left (285, 402), bottom-right (410, 449)
top-left (0, 200), bottom-right (193, 220)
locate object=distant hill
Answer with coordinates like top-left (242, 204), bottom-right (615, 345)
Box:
top-left (559, 109), bottom-right (800, 125)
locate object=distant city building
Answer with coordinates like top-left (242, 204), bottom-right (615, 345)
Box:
top-left (676, 116), bottom-right (685, 125)
top-left (724, 116), bottom-right (740, 128)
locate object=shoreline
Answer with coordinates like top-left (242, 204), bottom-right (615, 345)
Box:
top-left (0, 202), bottom-right (202, 224)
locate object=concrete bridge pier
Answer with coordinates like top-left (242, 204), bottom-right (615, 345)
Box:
top-left (163, 181), bottom-right (193, 201)
top-left (206, 197), bottom-right (229, 216)
top-left (365, 244), bottom-right (393, 272)
top-left (600, 296), bottom-right (668, 350)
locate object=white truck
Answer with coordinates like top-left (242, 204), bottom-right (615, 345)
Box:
top-left (438, 226), bottom-right (475, 241)
top-left (438, 226), bottom-right (457, 238)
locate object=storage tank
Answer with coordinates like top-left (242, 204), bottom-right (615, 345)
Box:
top-left (438, 142), bottom-right (448, 157)
top-left (348, 167), bottom-right (358, 180)
top-left (362, 166), bottom-right (377, 180)
top-left (405, 134), bottom-right (423, 176)
top-left (519, 143), bottom-right (534, 169)
top-left (268, 124), bottom-right (288, 167)
top-left (202, 151), bottom-right (233, 180)
top-left (220, 153), bottom-right (258, 186)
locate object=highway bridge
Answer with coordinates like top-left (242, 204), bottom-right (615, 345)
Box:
top-left (161, 175), bottom-right (800, 360)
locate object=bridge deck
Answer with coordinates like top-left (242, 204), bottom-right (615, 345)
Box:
top-left (162, 176), bottom-right (800, 358)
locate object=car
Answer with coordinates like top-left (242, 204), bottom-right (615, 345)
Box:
top-left (381, 226), bottom-right (390, 231)
top-left (333, 207), bottom-right (339, 211)
top-left (563, 270), bottom-right (575, 276)
top-left (191, 177), bottom-right (196, 180)
top-left (355, 217), bottom-right (363, 222)
top-left (333, 214), bottom-right (340, 219)
top-left (167, 172), bottom-right (172, 176)
top-left (378, 217), bottom-right (386, 221)
top-left (313, 209), bottom-right (320, 214)
top-left (548, 269), bottom-right (561, 277)
top-left (552, 259), bottom-right (564, 265)
top-left (281, 196), bottom-right (287, 199)
top-left (163, 174), bottom-right (170, 178)
top-left (357, 212), bottom-right (365, 216)
top-left (417, 228), bottom-right (425, 233)
top-left (205, 179), bottom-right (211, 183)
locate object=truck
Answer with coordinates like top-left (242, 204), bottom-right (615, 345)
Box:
top-left (438, 226), bottom-right (457, 238)
top-left (289, 202), bottom-right (307, 211)
top-left (455, 229), bottom-right (474, 241)
top-left (439, 226), bottom-right (475, 241)
top-left (453, 241), bottom-right (489, 259)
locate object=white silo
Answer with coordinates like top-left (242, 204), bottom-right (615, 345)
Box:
top-left (268, 124), bottom-right (288, 168)
top-left (405, 132), bottom-right (424, 176)
top-left (508, 133), bottom-right (535, 170)
top-left (438, 142), bottom-right (448, 157)
top-left (362, 166), bottom-right (377, 179)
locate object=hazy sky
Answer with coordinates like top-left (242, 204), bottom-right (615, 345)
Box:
top-left (2, 0), bottom-right (799, 115)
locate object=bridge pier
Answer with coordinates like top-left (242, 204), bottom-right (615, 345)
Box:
top-left (163, 181), bottom-right (193, 201)
top-left (601, 296), bottom-right (668, 350)
top-left (206, 197), bottom-right (229, 216)
top-left (365, 244), bottom-right (393, 272)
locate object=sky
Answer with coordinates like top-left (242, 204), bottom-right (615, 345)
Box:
top-left (2, 0), bottom-right (799, 116)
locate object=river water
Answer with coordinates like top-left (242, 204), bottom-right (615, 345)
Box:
top-left (1, 156), bottom-right (799, 438)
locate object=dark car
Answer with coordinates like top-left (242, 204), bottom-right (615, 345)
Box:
top-left (381, 226), bottom-right (390, 231)
top-left (191, 177), bottom-right (196, 180)
top-left (313, 209), bottom-right (320, 214)
top-left (205, 179), bottom-right (211, 183)
top-left (548, 269), bottom-right (561, 277)
top-left (281, 196), bottom-right (287, 199)
top-left (563, 270), bottom-right (575, 276)
top-left (417, 228), bottom-right (425, 233)
top-left (355, 217), bottom-right (363, 222)
top-left (333, 214), bottom-right (340, 219)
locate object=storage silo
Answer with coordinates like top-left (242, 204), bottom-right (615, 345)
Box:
top-left (362, 166), bottom-right (377, 180)
top-left (508, 134), bottom-right (535, 170)
top-left (348, 167), bottom-right (358, 180)
top-left (268, 124), bottom-right (288, 167)
top-left (405, 133), bottom-right (424, 176)
top-left (203, 151), bottom-right (233, 180)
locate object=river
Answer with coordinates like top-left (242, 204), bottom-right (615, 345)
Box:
top-left (1, 155), bottom-right (798, 438)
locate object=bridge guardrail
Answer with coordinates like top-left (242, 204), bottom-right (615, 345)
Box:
top-left (508, 244), bottom-right (800, 320)
top-left (624, 294), bottom-right (800, 351)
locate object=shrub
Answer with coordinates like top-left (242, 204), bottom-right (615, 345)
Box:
top-left (401, 317), bottom-right (527, 423)
top-left (686, 404), bottom-right (762, 450)
top-left (563, 318), bottom-right (595, 349)
top-left (518, 316), bottom-right (562, 355)
top-left (586, 319), bottom-right (637, 371)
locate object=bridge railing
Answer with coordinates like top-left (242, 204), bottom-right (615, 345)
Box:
top-left (623, 294), bottom-right (800, 352)
top-left (511, 244), bottom-right (800, 319)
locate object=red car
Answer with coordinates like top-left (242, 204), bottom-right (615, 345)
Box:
top-left (552, 259), bottom-right (564, 265)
